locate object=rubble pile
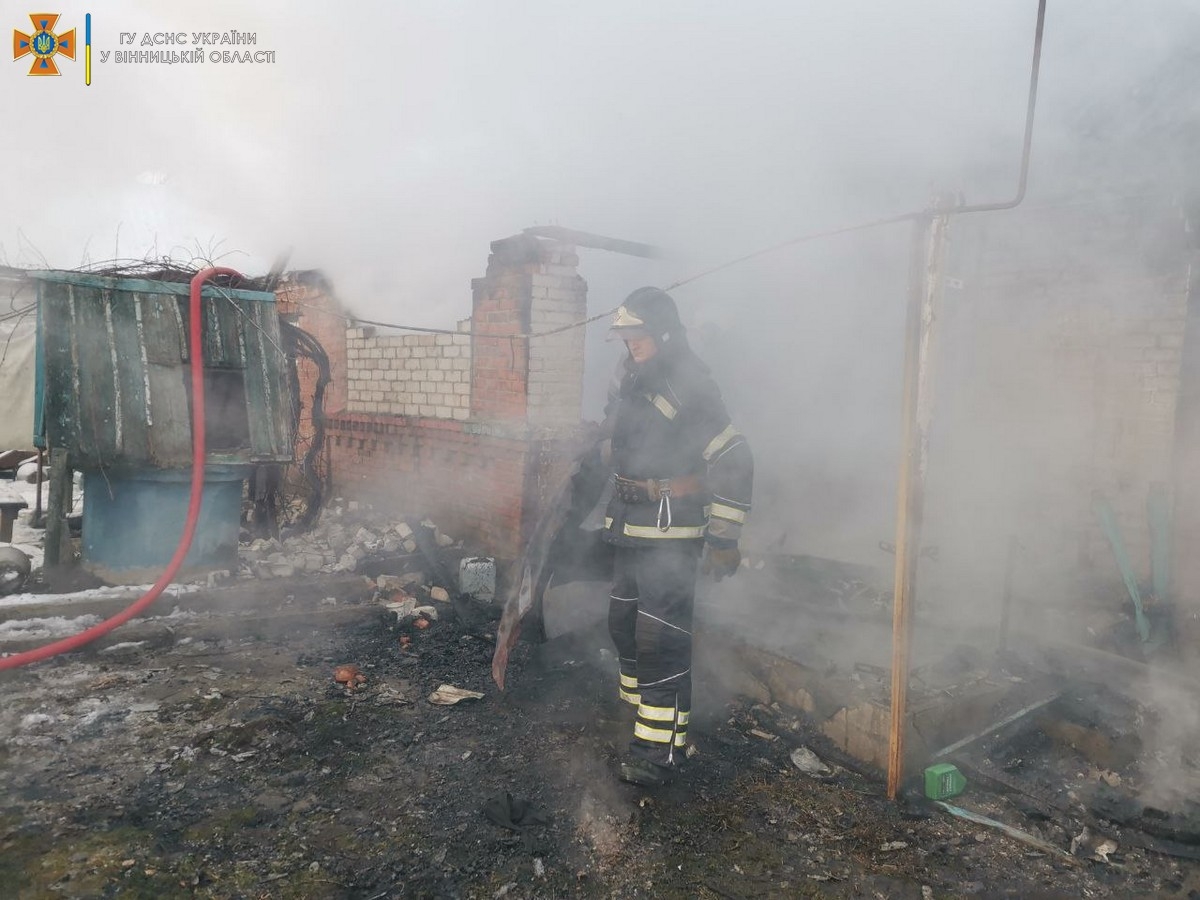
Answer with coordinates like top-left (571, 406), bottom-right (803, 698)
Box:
top-left (239, 501), bottom-right (459, 580)
top-left (239, 500), bottom-right (500, 641)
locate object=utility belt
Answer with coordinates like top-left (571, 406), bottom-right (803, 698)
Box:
top-left (614, 474), bottom-right (706, 532)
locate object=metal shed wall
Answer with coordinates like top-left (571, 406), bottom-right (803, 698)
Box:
top-left (35, 271), bottom-right (293, 470)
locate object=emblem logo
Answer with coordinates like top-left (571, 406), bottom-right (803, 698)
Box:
top-left (13, 13), bottom-right (76, 76)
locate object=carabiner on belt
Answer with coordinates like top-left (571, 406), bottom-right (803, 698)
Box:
top-left (656, 479), bottom-right (673, 532)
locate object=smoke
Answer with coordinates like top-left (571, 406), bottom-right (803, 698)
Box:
top-left (2, 2), bottom-right (1176, 312)
top-left (7, 0), bottom-right (1200, 797)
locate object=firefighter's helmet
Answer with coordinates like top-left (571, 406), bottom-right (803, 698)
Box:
top-left (608, 287), bottom-right (682, 345)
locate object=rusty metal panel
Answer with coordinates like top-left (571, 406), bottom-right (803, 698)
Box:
top-left (34, 271), bottom-right (293, 470)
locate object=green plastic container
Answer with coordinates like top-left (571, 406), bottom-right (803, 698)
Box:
top-left (924, 763), bottom-right (967, 800)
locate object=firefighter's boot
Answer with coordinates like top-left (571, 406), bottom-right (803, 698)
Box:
top-left (619, 756), bottom-right (673, 788)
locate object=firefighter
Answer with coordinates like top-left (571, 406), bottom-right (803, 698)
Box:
top-left (603, 286), bottom-right (753, 787)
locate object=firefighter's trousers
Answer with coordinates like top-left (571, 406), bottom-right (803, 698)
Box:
top-left (607, 542), bottom-right (701, 766)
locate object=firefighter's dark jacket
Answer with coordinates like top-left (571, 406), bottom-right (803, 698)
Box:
top-left (602, 340), bottom-right (752, 548)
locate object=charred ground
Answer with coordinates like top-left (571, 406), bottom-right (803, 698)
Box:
top-left (2, 574), bottom-right (1199, 899)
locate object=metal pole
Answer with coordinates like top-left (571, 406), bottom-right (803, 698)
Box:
top-left (44, 447), bottom-right (70, 569)
top-left (887, 206), bottom-right (951, 799)
top-left (33, 447), bottom-right (44, 526)
top-left (883, 0), bottom-right (1046, 800)
top-left (955, 0), bottom-right (1047, 216)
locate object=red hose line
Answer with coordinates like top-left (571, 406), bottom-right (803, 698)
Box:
top-left (0, 267), bottom-right (242, 671)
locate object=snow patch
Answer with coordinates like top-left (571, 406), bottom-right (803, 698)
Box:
top-left (0, 614), bottom-right (102, 642)
top-left (0, 583), bottom-right (201, 611)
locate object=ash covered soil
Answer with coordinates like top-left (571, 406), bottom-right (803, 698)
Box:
top-left (2, 578), bottom-right (1198, 899)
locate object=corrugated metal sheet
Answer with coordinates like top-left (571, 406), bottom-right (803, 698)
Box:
top-left (34, 271), bottom-right (293, 470)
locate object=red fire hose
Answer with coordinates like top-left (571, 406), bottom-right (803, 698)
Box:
top-left (0, 266), bottom-right (241, 671)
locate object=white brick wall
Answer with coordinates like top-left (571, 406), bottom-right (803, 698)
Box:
top-left (346, 327), bottom-right (472, 420)
top-left (343, 245), bottom-right (587, 429)
top-left (527, 267), bottom-right (587, 426)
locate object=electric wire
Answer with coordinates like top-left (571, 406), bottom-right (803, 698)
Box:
top-left (277, 209), bottom-right (921, 342)
top-left (279, 0), bottom-right (1049, 338)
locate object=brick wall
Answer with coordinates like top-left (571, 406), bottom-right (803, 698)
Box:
top-left (281, 235), bottom-right (590, 562)
top-left (470, 235), bottom-right (588, 425)
top-left (325, 414), bottom-right (531, 556)
top-left (923, 196), bottom-right (1192, 611)
top-left (471, 248), bottom-right (529, 423)
top-left (345, 327), bottom-right (472, 419)
top-left (527, 246), bottom-right (587, 426)
top-left (276, 271), bottom-right (348, 415)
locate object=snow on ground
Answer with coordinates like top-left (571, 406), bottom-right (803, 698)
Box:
top-left (0, 582), bottom-right (202, 611)
top-left (0, 606), bottom-right (208, 651)
top-left (0, 614), bottom-right (103, 641)
top-left (4, 469), bottom-right (82, 573)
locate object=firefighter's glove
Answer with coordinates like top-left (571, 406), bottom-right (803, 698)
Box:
top-left (614, 476), bottom-right (651, 503)
top-left (702, 542), bottom-right (741, 582)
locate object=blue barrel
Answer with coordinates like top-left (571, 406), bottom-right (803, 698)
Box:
top-left (82, 466), bottom-right (247, 584)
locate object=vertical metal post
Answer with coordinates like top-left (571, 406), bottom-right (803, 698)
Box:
top-left (44, 447), bottom-right (71, 568)
top-left (887, 206), bottom-right (951, 799)
top-left (33, 447), bottom-right (45, 526)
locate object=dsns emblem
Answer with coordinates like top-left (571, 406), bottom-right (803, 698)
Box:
top-left (13, 13), bottom-right (76, 76)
